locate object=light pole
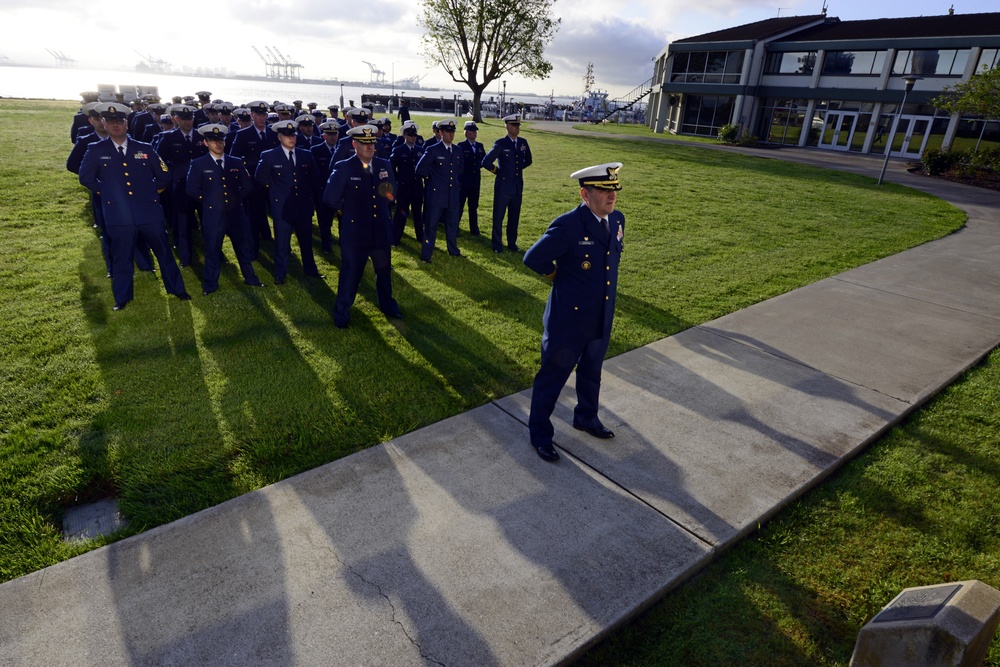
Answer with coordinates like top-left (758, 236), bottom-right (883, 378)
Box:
top-left (339, 83), bottom-right (344, 110)
top-left (390, 61), bottom-right (396, 113)
top-left (502, 80), bottom-right (507, 117)
top-left (877, 75), bottom-right (922, 185)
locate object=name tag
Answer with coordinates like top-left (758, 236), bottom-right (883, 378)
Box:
top-left (350, 177), bottom-right (361, 181)
top-left (579, 240), bottom-right (595, 246)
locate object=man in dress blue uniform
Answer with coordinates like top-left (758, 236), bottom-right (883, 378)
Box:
top-left (390, 121), bottom-right (424, 246)
top-left (323, 125), bottom-right (401, 329)
top-left (522, 162), bottom-right (625, 462)
top-left (482, 113), bottom-right (532, 253)
top-left (71, 92), bottom-right (100, 143)
top-left (415, 118), bottom-right (464, 262)
top-left (79, 103), bottom-right (190, 311)
top-left (311, 121), bottom-right (341, 253)
top-left (330, 107), bottom-right (370, 164)
top-left (228, 100), bottom-right (280, 256)
top-left (458, 120), bottom-right (486, 236)
top-left (295, 114), bottom-right (322, 149)
top-left (157, 104), bottom-right (207, 267)
top-left (254, 119), bottom-right (324, 285)
top-left (186, 124), bottom-right (264, 295)
top-left (139, 103), bottom-right (167, 143)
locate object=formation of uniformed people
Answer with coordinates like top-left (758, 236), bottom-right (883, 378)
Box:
top-left (68, 91), bottom-right (626, 462)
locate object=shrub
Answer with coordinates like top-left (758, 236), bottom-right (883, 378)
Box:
top-left (921, 148), bottom-right (957, 175)
top-left (718, 124), bottom-right (741, 144)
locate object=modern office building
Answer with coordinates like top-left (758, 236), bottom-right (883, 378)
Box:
top-left (647, 11), bottom-right (1000, 158)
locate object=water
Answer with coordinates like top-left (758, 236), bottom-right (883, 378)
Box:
top-left (0, 65), bottom-right (579, 110)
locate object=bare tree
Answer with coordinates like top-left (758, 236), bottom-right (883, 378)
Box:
top-left (419, 0), bottom-right (560, 123)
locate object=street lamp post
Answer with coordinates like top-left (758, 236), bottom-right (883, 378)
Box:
top-left (339, 83), bottom-right (344, 110)
top-left (877, 75), bottom-right (922, 185)
top-left (502, 80), bottom-right (507, 117)
top-left (390, 61), bottom-right (396, 114)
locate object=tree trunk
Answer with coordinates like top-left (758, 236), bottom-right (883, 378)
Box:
top-left (469, 83), bottom-right (488, 124)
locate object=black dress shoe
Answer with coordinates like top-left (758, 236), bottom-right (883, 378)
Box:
top-left (306, 272), bottom-right (326, 279)
top-left (334, 321), bottom-right (349, 329)
top-left (573, 422), bottom-right (615, 439)
top-left (244, 279), bottom-right (264, 287)
top-left (113, 302), bottom-right (127, 311)
top-left (202, 288), bottom-right (216, 296)
top-left (534, 443), bottom-right (560, 462)
top-left (275, 277), bottom-right (286, 285)
top-left (383, 308), bottom-right (403, 320)
top-left (175, 291), bottom-right (192, 301)
top-left (508, 244), bottom-right (521, 252)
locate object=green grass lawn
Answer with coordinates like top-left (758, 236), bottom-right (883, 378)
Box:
top-left (0, 97), bottom-right (968, 606)
top-left (581, 347), bottom-right (1000, 665)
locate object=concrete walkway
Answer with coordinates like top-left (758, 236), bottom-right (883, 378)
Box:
top-left (3, 134), bottom-right (1000, 666)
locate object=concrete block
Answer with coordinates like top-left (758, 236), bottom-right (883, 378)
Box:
top-left (850, 580), bottom-right (1000, 667)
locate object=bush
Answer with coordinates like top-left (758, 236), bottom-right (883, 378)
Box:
top-left (736, 130), bottom-right (759, 147)
top-left (718, 124), bottom-right (759, 146)
top-left (718, 124), bottom-right (740, 144)
top-left (921, 148), bottom-right (958, 175)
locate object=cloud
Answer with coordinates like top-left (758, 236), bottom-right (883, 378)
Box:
top-left (547, 16), bottom-right (667, 88)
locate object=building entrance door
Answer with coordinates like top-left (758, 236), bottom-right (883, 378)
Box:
top-left (818, 111), bottom-right (858, 151)
top-left (889, 115), bottom-right (932, 158)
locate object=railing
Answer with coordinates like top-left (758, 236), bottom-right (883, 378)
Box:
top-left (595, 77), bottom-right (653, 123)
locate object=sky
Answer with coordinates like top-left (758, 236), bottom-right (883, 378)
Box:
top-left (3, 0), bottom-right (998, 98)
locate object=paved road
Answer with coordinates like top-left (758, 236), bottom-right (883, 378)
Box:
top-left (2, 130), bottom-right (999, 666)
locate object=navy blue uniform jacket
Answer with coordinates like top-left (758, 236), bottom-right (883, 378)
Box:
top-left (482, 136), bottom-right (532, 196)
top-left (323, 155), bottom-right (395, 247)
top-left (228, 125), bottom-right (279, 174)
top-left (78, 139), bottom-right (170, 228)
top-left (523, 204), bottom-right (624, 343)
top-left (254, 147), bottom-right (321, 222)
top-left (458, 139), bottom-right (486, 187)
top-left (185, 154), bottom-right (254, 225)
top-left (156, 128), bottom-right (207, 184)
top-left (415, 142), bottom-right (463, 209)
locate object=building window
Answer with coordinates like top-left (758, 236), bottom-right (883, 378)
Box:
top-left (976, 48), bottom-right (999, 72)
top-left (758, 98), bottom-right (809, 145)
top-left (764, 52), bottom-right (817, 75)
top-left (821, 50), bottom-right (887, 75)
top-left (671, 51), bottom-right (744, 84)
top-left (680, 95), bottom-right (735, 136)
top-left (892, 49), bottom-right (971, 76)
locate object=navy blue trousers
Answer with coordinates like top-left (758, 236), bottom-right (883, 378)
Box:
top-left (528, 333), bottom-right (609, 448)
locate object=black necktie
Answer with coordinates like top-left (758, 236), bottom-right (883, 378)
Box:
top-left (260, 130), bottom-right (265, 141)
top-left (216, 158), bottom-right (224, 170)
top-left (185, 134), bottom-right (191, 143)
top-left (288, 151), bottom-right (295, 167)
top-left (602, 218), bottom-right (610, 235)
top-left (118, 145), bottom-right (125, 160)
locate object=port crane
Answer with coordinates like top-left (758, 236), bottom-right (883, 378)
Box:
top-left (362, 61), bottom-right (386, 86)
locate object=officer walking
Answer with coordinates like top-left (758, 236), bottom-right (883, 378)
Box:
top-left (156, 104), bottom-right (207, 266)
top-left (311, 121), bottom-right (341, 253)
top-left (389, 121), bottom-right (424, 246)
top-left (458, 120), bottom-right (486, 236)
top-left (186, 124), bottom-right (264, 294)
top-left (415, 118), bottom-right (464, 262)
top-left (323, 125), bottom-right (401, 328)
top-left (255, 119), bottom-right (324, 285)
top-left (522, 163), bottom-right (625, 462)
top-left (78, 103), bottom-right (190, 311)
top-left (482, 114), bottom-right (532, 253)
top-left (228, 100), bottom-right (280, 257)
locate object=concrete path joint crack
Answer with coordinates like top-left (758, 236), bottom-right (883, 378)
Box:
top-left (329, 548), bottom-right (446, 666)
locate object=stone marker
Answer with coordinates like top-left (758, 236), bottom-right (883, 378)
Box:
top-left (850, 580), bottom-right (1000, 667)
